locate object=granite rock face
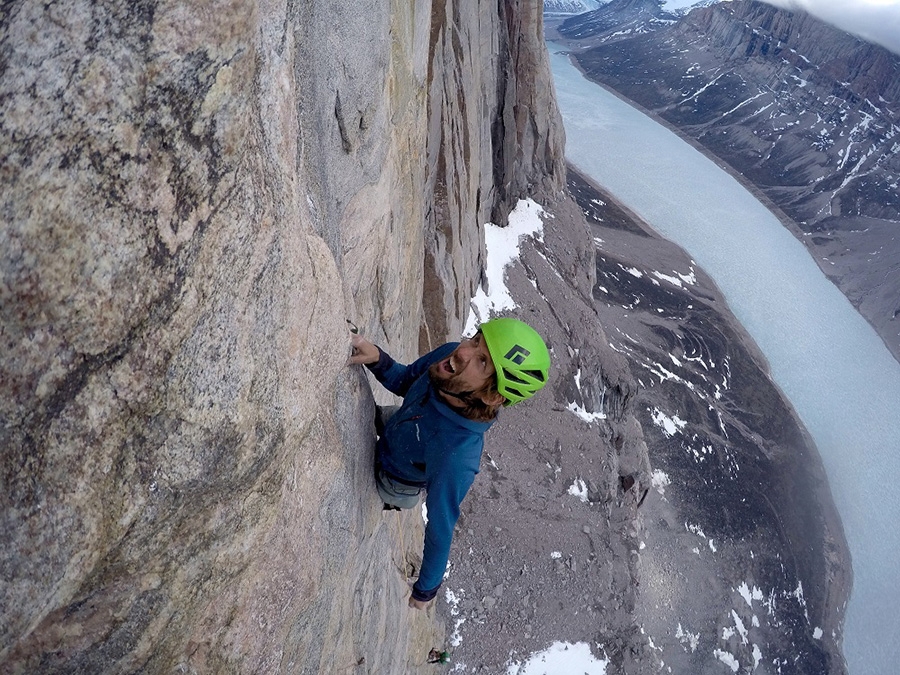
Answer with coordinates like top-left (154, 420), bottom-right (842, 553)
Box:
top-left (0, 1), bottom-right (562, 672)
top-left (555, 0), bottom-right (900, 363)
top-left (420, 0), bottom-right (565, 348)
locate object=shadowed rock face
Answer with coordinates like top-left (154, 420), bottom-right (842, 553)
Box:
top-left (0, 1), bottom-right (562, 672)
top-left (421, 0), bottom-right (565, 348)
top-left (555, 0), bottom-right (900, 364)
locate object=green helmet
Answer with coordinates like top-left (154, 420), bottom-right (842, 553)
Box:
top-left (480, 318), bottom-right (550, 406)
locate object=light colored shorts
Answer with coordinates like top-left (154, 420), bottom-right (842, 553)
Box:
top-left (374, 467), bottom-right (422, 509)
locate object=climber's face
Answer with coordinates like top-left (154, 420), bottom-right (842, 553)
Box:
top-left (431, 332), bottom-right (497, 395)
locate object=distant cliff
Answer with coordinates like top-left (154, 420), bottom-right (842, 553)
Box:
top-left (555, 0), bottom-right (900, 363)
top-left (544, 0), bottom-right (603, 15)
top-left (0, 1), bottom-right (563, 672)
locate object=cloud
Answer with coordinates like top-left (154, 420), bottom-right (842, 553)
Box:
top-left (662, 1), bottom-right (900, 55)
top-left (759, 0), bottom-right (900, 56)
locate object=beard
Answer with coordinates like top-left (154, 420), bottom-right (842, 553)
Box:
top-left (428, 360), bottom-right (472, 397)
top-left (428, 359), bottom-right (500, 422)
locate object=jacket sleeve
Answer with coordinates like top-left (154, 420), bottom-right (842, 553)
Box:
top-left (412, 452), bottom-right (476, 601)
top-left (366, 343), bottom-right (455, 398)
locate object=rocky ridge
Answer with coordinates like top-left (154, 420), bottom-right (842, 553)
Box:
top-left (552, 0), bottom-right (675, 39)
top-left (544, 0), bottom-right (604, 16)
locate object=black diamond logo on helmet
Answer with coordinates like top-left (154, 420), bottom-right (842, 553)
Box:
top-left (504, 345), bottom-right (530, 365)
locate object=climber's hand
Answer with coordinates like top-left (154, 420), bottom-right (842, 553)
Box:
top-left (348, 333), bottom-right (380, 365)
top-left (408, 594), bottom-right (430, 611)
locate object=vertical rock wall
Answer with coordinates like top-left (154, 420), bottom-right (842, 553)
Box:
top-left (421, 0), bottom-right (565, 350)
top-left (0, 0), bottom-right (563, 672)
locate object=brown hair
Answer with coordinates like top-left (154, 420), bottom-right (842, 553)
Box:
top-left (456, 379), bottom-right (502, 422)
top-left (428, 367), bottom-right (503, 422)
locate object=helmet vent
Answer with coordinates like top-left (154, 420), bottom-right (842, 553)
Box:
top-left (480, 317), bottom-right (550, 405)
top-left (503, 369), bottom-right (528, 385)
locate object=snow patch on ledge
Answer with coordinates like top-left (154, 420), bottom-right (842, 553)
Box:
top-left (567, 368), bottom-right (606, 423)
top-left (506, 641), bottom-right (608, 675)
top-left (567, 400), bottom-right (607, 423)
top-left (568, 478), bottom-right (589, 502)
top-left (444, 588), bottom-right (466, 648)
top-left (714, 648), bottom-right (739, 672)
top-left (650, 407), bottom-right (687, 437)
top-left (465, 198), bottom-right (546, 334)
top-left (650, 265), bottom-right (696, 287)
top-left (651, 469), bottom-right (671, 496)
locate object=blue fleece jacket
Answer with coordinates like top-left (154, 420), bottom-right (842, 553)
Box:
top-left (367, 342), bottom-right (495, 601)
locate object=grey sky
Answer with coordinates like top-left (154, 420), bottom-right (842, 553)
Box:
top-left (660, 0), bottom-right (900, 56)
top-left (761, 0), bottom-right (900, 56)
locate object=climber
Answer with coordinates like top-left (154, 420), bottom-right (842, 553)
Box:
top-left (348, 317), bottom-right (550, 609)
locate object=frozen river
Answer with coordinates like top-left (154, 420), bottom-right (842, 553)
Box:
top-left (547, 42), bottom-right (900, 674)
